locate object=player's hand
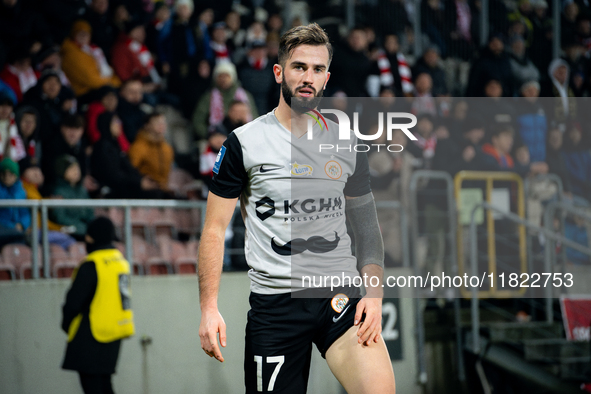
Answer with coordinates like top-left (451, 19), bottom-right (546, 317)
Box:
top-left (199, 309), bottom-right (227, 362)
top-left (354, 297), bottom-right (383, 346)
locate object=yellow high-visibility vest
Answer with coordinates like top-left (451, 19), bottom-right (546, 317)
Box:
top-left (68, 249), bottom-right (135, 343)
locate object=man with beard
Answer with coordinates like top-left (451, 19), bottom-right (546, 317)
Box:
top-left (198, 23), bottom-right (395, 394)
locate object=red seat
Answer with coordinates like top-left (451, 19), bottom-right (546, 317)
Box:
top-left (114, 241), bottom-right (142, 275)
top-left (168, 168), bottom-right (201, 198)
top-left (50, 244), bottom-right (78, 278)
top-left (2, 244), bottom-right (38, 279)
top-left (132, 236), bottom-right (170, 275)
top-left (147, 208), bottom-right (177, 240)
top-left (157, 236), bottom-right (197, 274)
top-left (175, 208), bottom-right (202, 237)
top-left (0, 256), bottom-right (16, 280)
top-left (131, 208), bottom-right (151, 240)
top-left (108, 207), bottom-right (124, 240)
top-left (68, 242), bottom-right (87, 262)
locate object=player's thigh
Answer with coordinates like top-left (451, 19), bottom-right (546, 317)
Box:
top-left (325, 326), bottom-right (395, 394)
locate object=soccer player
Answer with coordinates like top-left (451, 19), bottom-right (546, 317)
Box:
top-left (198, 23), bottom-right (396, 393)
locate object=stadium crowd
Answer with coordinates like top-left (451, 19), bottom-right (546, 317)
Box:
top-left (0, 0), bottom-right (590, 264)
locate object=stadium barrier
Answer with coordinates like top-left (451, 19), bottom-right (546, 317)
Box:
top-left (468, 202), bottom-right (591, 353)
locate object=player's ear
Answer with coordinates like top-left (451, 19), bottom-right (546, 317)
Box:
top-left (324, 71), bottom-right (331, 90)
top-left (273, 64), bottom-right (283, 83)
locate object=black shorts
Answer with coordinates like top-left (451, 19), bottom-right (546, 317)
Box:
top-left (244, 287), bottom-right (362, 394)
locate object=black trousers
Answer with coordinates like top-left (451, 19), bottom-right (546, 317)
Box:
top-left (78, 373), bottom-right (114, 394)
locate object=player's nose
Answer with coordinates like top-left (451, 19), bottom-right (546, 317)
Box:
top-left (302, 67), bottom-right (314, 84)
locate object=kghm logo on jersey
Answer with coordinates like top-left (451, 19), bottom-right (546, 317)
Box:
top-left (324, 160), bottom-right (342, 179)
top-left (305, 108), bottom-right (328, 131)
top-left (290, 162), bottom-right (313, 176)
top-left (331, 293), bottom-right (349, 313)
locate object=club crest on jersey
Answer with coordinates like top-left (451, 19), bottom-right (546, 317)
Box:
top-left (290, 162), bottom-right (313, 176)
top-left (212, 145), bottom-right (226, 174)
top-left (331, 294), bottom-right (349, 313)
top-left (324, 160), bottom-right (342, 179)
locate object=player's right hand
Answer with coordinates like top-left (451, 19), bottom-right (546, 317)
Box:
top-left (199, 309), bottom-right (227, 362)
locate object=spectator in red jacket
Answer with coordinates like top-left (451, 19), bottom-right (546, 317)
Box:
top-left (0, 48), bottom-right (38, 103)
top-left (85, 86), bottom-right (130, 152)
top-left (111, 20), bottom-right (162, 87)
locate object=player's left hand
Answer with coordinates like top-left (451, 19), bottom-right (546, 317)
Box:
top-left (354, 297), bottom-right (382, 346)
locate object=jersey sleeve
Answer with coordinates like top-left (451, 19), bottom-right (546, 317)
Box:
top-left (209, 132), bottom-right (248, 199)
top-left (343, 149), bottom-right (372, 197)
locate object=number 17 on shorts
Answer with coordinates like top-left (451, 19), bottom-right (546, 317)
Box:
top-left (254, 355), bottom-right (285, 392)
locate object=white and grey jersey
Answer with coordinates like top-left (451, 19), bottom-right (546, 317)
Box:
top-left (209, 110), bottom-right (371, 295)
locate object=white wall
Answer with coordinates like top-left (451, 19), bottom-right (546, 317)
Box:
top-left (0, 269), bottom-right (420, 394)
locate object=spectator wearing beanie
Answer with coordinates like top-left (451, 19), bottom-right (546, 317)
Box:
top-left (192, 62), bottom-right (256, 140)
top-left (41, 114), bottom-right (89, 195)
top-left (508, 36), bottom-right (540, 90)
top-left (0, 79), bottom-right (17, 104)
top-left (0, 158), bottom-right (30, 247)
top-left (82, 0), bottom-right (117, 56)
top-left (50, 155), bottom-right (94, 239)
top-left (515, 81), bottom-right (547, 163)
top-left (561, 122), bottom-right (591, 201)
top-left (467, 34), bottom-right (515, 97)
top-left (159, 0), bottom-right (205, 117)
top-left (34, 45), bottom-right (71, 87)
top-left (238, 40), bottom-right (275, 114)
top-left (128, 112), bottom-right (174, 191)
top-left (61, 20), bottom-right (121, 99)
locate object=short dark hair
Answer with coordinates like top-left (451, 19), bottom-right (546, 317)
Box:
top-left (0, 95), bottom-right (14, 107)
top-left (61, 114), bottom-right (84, 129)
top-left (120, 78), bottom-right (142, 90)
top-left (278, 23), bottom-right (333, 67)
top-left (143, 111), bottom-right (164, 126)
top-left (490, 123), bottom-right (514, 138)
top-left (228, 100), bottom-right (247, 109)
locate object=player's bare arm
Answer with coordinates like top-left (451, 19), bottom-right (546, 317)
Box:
top-left (198, 192), bottom-right (238, 363)
top-left (345, 194), bottom-right (385, 346)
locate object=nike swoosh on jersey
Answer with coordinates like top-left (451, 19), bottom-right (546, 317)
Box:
top-left (332, 305), bottom-right (351, 323)
top-left (259, 165), bottom-right (284, 173)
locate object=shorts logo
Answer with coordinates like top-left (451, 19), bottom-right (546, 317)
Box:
top-left (290, 162), bottom-right (313, 176)
top-left (331, 294), bottom-right (349, 313)
top-left (324, 160), bottom-right (342, 180)
top-left (212, 145), bottom-right (226, 175)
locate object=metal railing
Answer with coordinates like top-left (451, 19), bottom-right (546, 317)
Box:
top-left (468, 202), bottom-right (591, 353)
top-left (455, 171), bottom-right (527, 298)
top-left (0, 199), bottom-right (408, 278)
top-left (0, 199), bottom-right (207, 279)
top-left (524, 174), bottom-right (565, 282)
top-left (409, 170), bottom-right (462, 384)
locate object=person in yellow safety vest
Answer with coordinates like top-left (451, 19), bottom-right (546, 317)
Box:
top-left (61, 217), bottom-right (135, 394)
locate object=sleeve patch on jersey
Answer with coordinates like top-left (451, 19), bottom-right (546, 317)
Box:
top-left (212, 145), bottom-right (226, 174)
